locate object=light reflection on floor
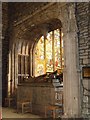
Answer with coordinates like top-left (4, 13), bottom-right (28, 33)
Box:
top-left (2, 107), bottom-right (41, 118)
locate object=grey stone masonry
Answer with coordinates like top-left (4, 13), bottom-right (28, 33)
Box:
top-left (75, 2), bottom-right (90, 117)
top-left (2, 3), bottom-right (9, 106)
top-left (75, 3), bottom-right (90, 66)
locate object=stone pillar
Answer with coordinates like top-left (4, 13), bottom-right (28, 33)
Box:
top-left (8, 50), bottom-right (11, 96)
top-left (60, 3), bottom-right (80, 117)
top-left (11, 44), bottom-right (15, 93)
top-left (15, 42), bottom-right (18, 88)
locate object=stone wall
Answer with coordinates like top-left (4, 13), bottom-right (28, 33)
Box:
top-left (75, 2), bottom-right (90, 117)
top-left (75, 2), bottom-right (90, 66)
top-left (2, 3), bottom-right (9, 105)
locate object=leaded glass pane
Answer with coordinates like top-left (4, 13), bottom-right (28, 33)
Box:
top-left (35, 36), bottom-right (44, 60)
top-left (46, 31), bottom-right (53, 72)
top-left (54, 29), bottom-right (60, 70)
top-left (35, 36), bottom-right (45, 76)
top-left (62, 39), bottom-right (64, 68)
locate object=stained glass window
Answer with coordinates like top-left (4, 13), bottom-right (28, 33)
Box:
top-left (34, 29), bottom-right (64, 77)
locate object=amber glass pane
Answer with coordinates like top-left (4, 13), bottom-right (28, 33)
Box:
top-left (46, 31), bottom-right (53, 72)
top-left (35, 60), bottom-right (45, 76)
top-left (62, 39), bottom-right (64, 68)
top-left (54, 29), bottom-right (60, 70)
top-left (35, 36), bottom-right (44, 60)
top-left (35, 36), bottom-right (45, 76)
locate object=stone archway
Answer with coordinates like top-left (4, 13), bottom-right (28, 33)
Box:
top-left (9, 3), bottom-right (80, 118)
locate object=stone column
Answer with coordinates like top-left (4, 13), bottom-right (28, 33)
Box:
top-left (60, 3), bottom-right (80, 117)
top-left (15, 42), bottom-right (18, 88)
top-left (11, 44), bottom-right (15, 93)
top-left (8, 50), bottom-right (11, 96)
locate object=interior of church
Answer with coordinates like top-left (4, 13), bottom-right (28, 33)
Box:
top-left (1, 2), bottom-right (90, 119)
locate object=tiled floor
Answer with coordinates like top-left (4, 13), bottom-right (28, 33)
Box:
top-left (2, 107), bottom-right (41, 119)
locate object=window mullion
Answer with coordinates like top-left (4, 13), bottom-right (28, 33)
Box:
top-left (44, 36), bottom-right (46, 73)
top-left (59, 29), bottom-right (62, 69)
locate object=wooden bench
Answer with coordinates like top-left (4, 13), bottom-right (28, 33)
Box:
top-left (17, 101), bottom-right (32, 114)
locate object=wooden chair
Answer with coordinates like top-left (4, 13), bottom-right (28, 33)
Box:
top-left (5, 89), bottom-right (17, 108)
top-left (45, 91), bottom-right (63, 118)
top-left (5, 97), bottom-right (15, 107)
top-left (17, 100), bottom-right (32, 114)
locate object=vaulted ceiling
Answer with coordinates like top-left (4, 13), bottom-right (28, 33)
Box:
top-left (2, 2), bottom-right (49, 39)
top-left (23, 18), bottom-right (62, 41)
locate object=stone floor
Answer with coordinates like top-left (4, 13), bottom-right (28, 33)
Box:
top-left (2, 107), bottom-right (41, 119)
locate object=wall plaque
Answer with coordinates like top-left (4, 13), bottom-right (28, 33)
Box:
top-left (82, 66), bottom-right (90, 78)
